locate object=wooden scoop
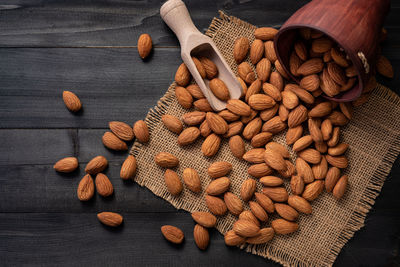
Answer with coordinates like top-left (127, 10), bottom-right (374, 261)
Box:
top-left (160, 0), bottom-right (242, 111)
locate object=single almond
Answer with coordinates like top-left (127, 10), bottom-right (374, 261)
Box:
top-left (327, 127), bottom-right (340, 147)
top-left (194, 98), bottom-right (213, 112)
top-left (262, 187), bottom-right (288, 202)
top-left (177, 127), bottom-right (200, 146)
top-left (206, 177), bottom-right (230, 195)
top-left (95, 173), bottom-right (113, 197)
top-left (300, 74), bottom-right (320, 92)
top-left (296, 157), bottom-right (314, 183)
top-left (288, 105), bottom-right (308, 128)
top-left (77, 174), bottom-right (94, 201)
top-left (120, 155), bottom-right (137, 180)
top-left (161, 225), bottom-right (184, 244)
top-left (175, 86), bottom-right (193, 109)
top-left (312, 155), bottom-right (328, 179)
top-left (290, 175), bottom-right (305, 195)
top-left (240, 179), bottom-right (257, 202)
top-left (325, 167), bottom-right (341, 192)
top-left (328, 143), bottom-right (349, 156)
top-left (229, 135), bottom-right (246, 159)
top-left (199, 56), bottom-right (218, 79)
top-left (321, 119), bottom-right (333, 141)
top-left (249, 201), bottom-right (268, 222)
top-left (245, 79), bottom-right (262, 102)
top-left (293, 135), bottom-right (313, 152)
top-left (298, 148), bottom-right (321, 164)
top-left (327, 62), bottom-right (347, 86)
top-left (162, 114), bottom-right (183, 134)
top-left (192, 57), bottom-right (206, 79)
top-left (205, 195), bottom-right (227, 216)
top-left (243, 117), bottom-right (262, 140)
top-left (194, 224), bottom-right (209, 250)
top-left (285, 84), bottom-right (315, 104)
top-left (102, 132), bottom-right (128, 151)
top-left (294, 40), bottom-right (308, 61)
top-left (224, 121), bottom-right (243, 138)
top-left (243, 148), bottom-right (265, 163)
top-left (133, 120), bottom-right (150, 143)
top-left (289, 52), bottom-right (302, 76)
top-left (302, 180), bottom-right (324, 201)
top-left (164, 169), bottom-right (183, 196)
top-left (249, 94), bottom-right (276, 111)
top-left (206, 112), bottom-right (228, 135)
top-left (155, 152), bottom-right (179, 168)
top-left (233, 37), bottom-right (250, 63)
top-left (254, 192), bottom-right (274, 213)
top-left (288, 195), bottom-right (312, 214)
top-left (238, 76), bottom-right (248, 95)
top-left (264, 41), bottom-right (277, 62)
top-left (238, 62), bottom-right (256, 84)
top-left (321, 68), bottom-right (340, 97)
top-left (54, 157), bottom-right (78, 173)
top-left (182, 168), bottom-right (201, 193)
top-left (271, 219), bottom-right (298, 235)
top-left (333, 175), bottom-right (348, 199)
top-left (109, 121), bottom-right (134, 141)
top-left (308, 118), bottom-right (323, 143)
top-left (182, 111), bottom-right (205, 126)
top-left (297, 58), bottom-right (324, 76)
top-left (186, 84), bottom-right (205, 99)
top-left (239, 210), bottom-right (260, 226)
top-left (274, 203), bottom-right (299, 221)
top-left (286, 125), bottom-right (303, 145)
top-left (262, 116), bottom-right (287, 134)
top-left (312, 37), bottom-right (333, 53)
top-left (225, 230), bottom-right (246, 246)
top-left (218, 110), bottom-right (240, 122)
top-left (248, 163), bottom-right (273, 178)
top-left (281, 90), bottom-right (299, 110)
top-left (279, 104), bottom-right (289, 121)
top-left (254, 27), bottom-right (278, 40)
top-left (137, 33), bottom-right (152, 59)
top-left (308, 102), bottom-right (332, 117)
top-left (264, 147), bottom-right (286, 171)
top-left (233, 219), bottom-right (260, 237)
top-left (270, 71), bottom-right (283, 91)
top-left (191, 211), bottom-right (217, 228)
top-left (224, 192), bottom-right (244, 216)
top-left (226, 99), bottom-right (251, 116)
top-left (331, 47), bottom-right (349, 67)
top-left (208, 161), bottom-right (232, 179)
top-left (251, 132), bottom-right (273, 148)
top-left (259, 105), bottom-right (278, 121)
top-left (175, 63), bottom-right (191, 86)
top-left (85, 156), bottom-right (108, 175)
top-left (256, 58), bottom-right (271, 82)
top-left (201, 133), bottom-right (221, 157)
top-left (250, 39), bottom-right (264, 64)
top-left (62, 91), bottom-right (82, 112)
top-left (246, 227), bottom-right (275, 244)
top-left (326, 155), bottom-right (348, 168)
top-left (97, 212), bottom-right (123, 227)
top-left (209, 78), bottom-right (230, 101)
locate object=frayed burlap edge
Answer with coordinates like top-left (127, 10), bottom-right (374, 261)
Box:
top-left (130, 12), bottom-right (400, 267)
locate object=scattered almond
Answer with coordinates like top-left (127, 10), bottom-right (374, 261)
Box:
top-left (97, 212), bottom-right (123, 227)
top-left (54, 157), bottom-right (78, 173)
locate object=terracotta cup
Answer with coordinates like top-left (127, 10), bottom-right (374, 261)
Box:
top-left (274, 0), bottom-right (390, 102)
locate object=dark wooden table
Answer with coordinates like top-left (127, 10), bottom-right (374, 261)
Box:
top-left (0, 1), bottom-right (399, 266)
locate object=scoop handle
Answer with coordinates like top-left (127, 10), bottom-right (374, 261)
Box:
top-left (160, 0), bottom-right (201, 46)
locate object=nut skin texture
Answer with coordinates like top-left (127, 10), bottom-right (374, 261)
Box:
top-left (102, 132), bottom-right (128, 151)
top-left (164, 169), bottom-right (183, 196)
top-left (133, 120), bottom-right (150, 143)
top-left (191, 212), bottom-right (217, 228)
top-left (137, 33), bottom-right (152, 59)
top-left (77, 174), bottom-right (95, 201)
top-left (194, 224), bottom-right (209, 250)
top-left (62, 91), bottom-right (82, 112)
top-left (120, 155), bottom-right (137, 180)
top-left (109, 121), bottom-right (134, 141)
top-left (224, 230), bottom-right (246, 246)
top-left (54, 157), bottom-right (78, 173)
top-left (95, 173), bottom-right (114, 197)
top-left (271, 219), bottom-right (299, 235)
top-left (97, 212), bottom-right (123, 227)
top-left (155, 152), bottom-right (179, 168)
top-left (161, 225), bottom-right (184, 244)
top-left (205, 195), bottom-right (227, 216)
top-left (182, 168), bottom-right (201, 193)
top-left (162, 115), bottom-right (183, 134)
top-left (85, 156), bottom-right (108, 175)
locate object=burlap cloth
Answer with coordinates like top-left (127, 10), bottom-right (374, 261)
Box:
top-left (130, 12), bottom-right (400, 266)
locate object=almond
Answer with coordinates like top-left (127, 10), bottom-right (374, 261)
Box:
top-left (226, 99), bottom-right (251, 116)
top-left (97, 212), bottom-right (123, 227)
top-left (254, 27), bottom-right (278, 40)
top-left (164, 169), bottom-right (183, 196)
top-left (54, 157), bottom-right (78, 173)
top-left (293, 135), bottom-right (313, 152)
top-left (238, 76), bottom-right (248, 95)
top-left (274, 203), bottom-right (299, 221)
top-left (175, 86), bottom-right (193, 109)
top-left (321, 119), bottom-right (333, 141)
top-left (250, 39), bottom-right (264, 64)
top-left (328, 143), bottom-right (349, 156)
top-left (247, 227), bottom-right (275, 244)
top-left (264, 147), bottom-right (286, 171)
top-left (265, 142), bottom-right (290, 158)
top-left (192, 57), bottom-right (206, 79)
top-left (186, 84), bottom-right (205, 99)
top-left (248, 163), bottom-right (273, 178)
top-left (327, 62), bottom-right (347, 85)
top-left (270, 71), bottom-right (283, 91)
top-left (262, 83), bottom-right (282, 101)
top-left (206, 177), bottom-right (230, 195)
top-left (199, 56), bottom-right (218, 79)
top-left (162, 115), bottom-right (183, 134)
top-left (302, 180), bottom-right (324, 201)
top-left (234, 37), bottom-right (250, 63)
top-left (321, 68), bottom-right (340, 97)
top-left (177, 127), bottom-right (200, 146)
top-left (194, 98), bottom-right (213, 112)
top-left (294, 40), bottom-right (308, 61)
top-left (108, 121), bottom-right (134, 141)
top-left (275, 60), bottom-right (290, 79)
top-left (288, 195), bottom-right (312, 214)
top-left (262, 116), bottom-right (287, 134)
top-left (288, 105), bottom-right (308, 128)
top-left (259, 105), bottom-right (279, 121)
top-left (95, 173), bottom-right (113, 197)
top-left (205, 195), bottom-right (227, 216)
top-left (300, 74), bottom-right (320, 91)
top-left (161, 225), bottom-right (184, 244)
top-left (297, 58), bottom-right (324, 76)
top-left (264, 41), bottom-right (277, 62)
top-left (254, 192), bottom-right (274, 213)
top-left (308, 118), bottom-right (323, 143)
top-left (345, 65), bottom-right (357, 78)
top-left (238, 62), bottom-right (256, 84)
top-left (312, 88), bottom-right (323, 97)
top-left (296, 157), bottom-right (315, 183)
top-left (201, 134), bottom-right (221, 157)
top-left (298, 148), bottom-right (321, 164)
top-left (326, 155), bottom-right (348, 168)
top-left (208, 161), bottom-right (232, 179)
top-left (224, 192), bottom-right (244, 216)
top-left (286, 125), bottom-right (303, 145)
top-left (182, 168), bottom-right (201, 193)
top-left (243, 148), bottom-right (265, 163)
top-left (137, 33), bottom-right (152, 59)
top-left (133, 120), bottom-right (150, 143)
top-left (279, 104), bottom-right (289, 121)
top-left (249, 201), bottom-right (268, 222)
top-left (331, 47), bottom-right (349, 67)
top-left (312, 155), bottom-right (328, 179)
top-left (239, 210), bottom-right (260, 226)
top-left (281, 90), bottom-right (299, 110)
top-left (175, 63), bottom-right (191, 86)
top-left (285, 84), bottom-right (315, 104)
top-left (325, 167), bottom-right (341, 192)
top-left (271, 219), bottom-right (298, 235)
top-left (290, 175), bottom-right (305, 195)
top-left (229, 135), bottom-right (246, 159)
top-left (218, 110), bottom-right (240, 122)
top-left (194, 224), bottom-right (209, 250)
top-left (225, 230), bottom-right (246, 246)
top-left (191, 212), bottom-right (217, 228)
top-left (327, 127), bottom-right (340, 147)
top-left (85, 156), bottom-right (108, 175)
top-left (62, 91), bottom-right (82, 112)
top-left (243, 117), bottom-right (262, 140)
top-left (240, 179), bottom-right (257, 202)
top-left (77, 174), bottom-right (94, 201)
top-left (251, 132), bottom-right (273, 148)
top-left (233, 219), bottom-right (260, 237)
top-left (333, 175), bottom-right (348, 199)
top-left (209, 78), bottom-right (230, 101)
top-left (279, 160), bottom-right (296, 178)
top-left (339, 102), bottom-right (353, 120)
top-left (182, 111), bottom-right (205, 125)
top-left (312, 37), bottom-right (333, 53)
top-left (102, 132), bottom-right (128, 151)
top-left (289, 52), bottom-right (302, 76)
top-left (309, 102), bottom-right (332, 118)
top-left (120, 155), bottom-right (137, 180)
top-left (224, 121), bottom-right (244, 138)
top-left (206, 112), bottom-right (228, 134)
top-left (377, 55), bottom-right (394, 78)
top-left (256, 58), bottom-right (271, 82)
top-left (155, 152), bottom-right (179, 168)
top-left (262, 187), bottom-right (288, 202)
top-left (245, 79), bottom-right (262, 102)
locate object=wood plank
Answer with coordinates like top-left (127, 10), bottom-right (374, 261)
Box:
top-left (0, 48), bottom-right (181, 129)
